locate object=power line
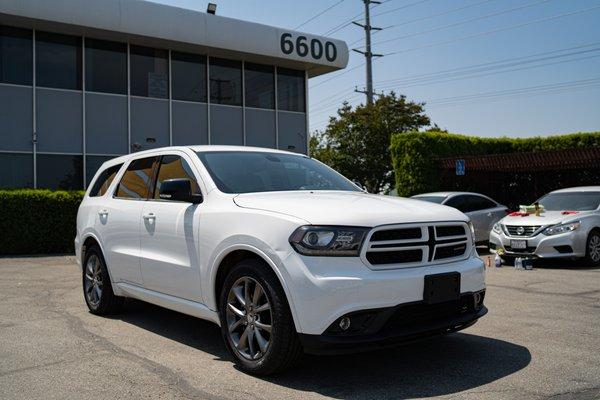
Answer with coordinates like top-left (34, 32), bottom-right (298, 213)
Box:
top-left (294, 0), bottom-right (346, 30)
top-left (367, 0), bottom-right (552, 48)
top-left (371, 0), bottom-right (435, 18)
top-left (384, 4), bottom-right (600, 56)
top-left (311, 62), bottom-right (366, 88)
top-left (321, 0), bottom-right (394, 36)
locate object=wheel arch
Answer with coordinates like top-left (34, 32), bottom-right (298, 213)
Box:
top-left (210, 245), bottom-right (301, 332)
top-left (80, 232), bottom-right (120, 291)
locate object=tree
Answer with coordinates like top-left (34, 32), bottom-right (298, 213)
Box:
top-left (310, 92), bottom-right (430, 193)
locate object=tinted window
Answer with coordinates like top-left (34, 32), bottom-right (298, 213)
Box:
top-left (473, 196), bottom-right (497, 210)
top-left (245, 63), bottom-right (274, 109)
top-left (36, 31), bottom-right (82, 90)
top-left (153, 155), bottom-right (200, 199)
top-left (413, 195), bottom-right (446, 204)
top-left (538, 192), bottom-right (600, 211)
top-left (209, 57), bottom-right (242, 106)
top-left (197, 151), bottom-right (360, 194)
top-left (37, 154), bottom-right (83, 190)
top-left (89, 164), bottom-right (123, 197)
top-left (85, 38), bottom-right (127, 94)
top-left (277, 68), bottom-right (305, 112)
top-left (130, 45), bottom-right (168, 98)
top-left (172, 51), bottom-right (206, 102)
top-left (0, 26), bottom-right (32, 85)
top-left (0, 153), bottom-right (33, 188)
top-left (115, 156), bottom-right (157, 199)
top-left (445, 196), bottom-right (469, 213)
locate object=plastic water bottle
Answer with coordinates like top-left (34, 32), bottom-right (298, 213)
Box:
top-left (514, 257), bottom-right (523, 270)
top-left (494, 253), bottom-right (502, 268)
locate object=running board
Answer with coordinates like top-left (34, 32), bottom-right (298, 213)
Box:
top-left (116, 282), bottom-right (220, 325)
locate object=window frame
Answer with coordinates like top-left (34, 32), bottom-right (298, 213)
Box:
top-left (88, 163), bottom-right (124, 197)
top-left (148, 154), bottom-right (203, 202)
top-left (113, 156), bottom-right (159, 201)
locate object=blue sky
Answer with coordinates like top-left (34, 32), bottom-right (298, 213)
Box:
top-left (149, 0), bottom-right (600, 137)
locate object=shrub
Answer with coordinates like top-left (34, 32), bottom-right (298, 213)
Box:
top-left (390, 131), bottom-right (600, 197)
top-left (0, 189), bottom-right (84, 255)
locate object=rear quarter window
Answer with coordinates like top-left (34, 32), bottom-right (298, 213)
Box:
top-left (89, 164), bottom-right (123, 197)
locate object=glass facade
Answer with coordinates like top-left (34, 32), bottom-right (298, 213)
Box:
top-left (0, 26), bottom-right (32, 85)
top-left (210, 57), bottom-right (242, 106)
top-left (36, 31), bottom-right (82, 90)
top-left (130, 45), bottom-right (169, 99)
top-left (85, 38), bottom-right (127, 94)
top-left (277, 67), bottom-right (306, 112)
top-left (244, 63), bottom-right (274, 109)
top-left (0, 25), bottom-right (308, 190)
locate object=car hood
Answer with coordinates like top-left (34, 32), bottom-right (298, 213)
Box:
top-left (233, 191), bottom-right (468, 226)
top-left (500, 210), bottom-right (591, 226)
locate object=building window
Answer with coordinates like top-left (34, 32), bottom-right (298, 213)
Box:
top-left (172, 51), bottom-right (206, 103)
top-left (0, 26), bottom-right (32, 86)
top-left (36, 31), bottom-right (82, 90)
top-left (244, 62), bottom-right (274, 109)
top-left (130, 45), bottom-right (169, 99)
top-left (277, 68), bottom-right (305, 112)
top-left (0, 153), bottom-right (33, 188)
top-left (85, 38), bottom-right (127, 94)
top-left (36, 154), bottom-right (83, 190)
top-left (209, 57), bottom-right (241, 106)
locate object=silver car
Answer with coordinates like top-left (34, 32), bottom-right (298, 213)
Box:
top-left (412, 192), bottom-right (508, 243)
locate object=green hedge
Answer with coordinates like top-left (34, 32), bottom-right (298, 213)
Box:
top-left (390, 131), bottom-right (600, 197)
top-left (0, 190), bottom-right (84, 255)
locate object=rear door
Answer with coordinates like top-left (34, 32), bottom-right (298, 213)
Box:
top-left (139, 153), bottom-right (204, 302)
top-left (96, 156), bottom-right (157, 285)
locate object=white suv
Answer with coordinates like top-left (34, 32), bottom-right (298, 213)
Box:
top-left (75, 146), bottom-right (486, 375)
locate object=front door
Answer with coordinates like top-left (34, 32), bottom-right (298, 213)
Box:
top-left (139, 154), bottom-right (203, 302)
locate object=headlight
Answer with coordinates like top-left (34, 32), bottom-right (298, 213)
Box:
top-left (493, 222), bottom-right (502, 234)
top-left (289, 226), bottom-right (369, 256)
top-left (542, 221), bottom-right (581, 236)
top-left (467, 221), bottom-right (476, 244)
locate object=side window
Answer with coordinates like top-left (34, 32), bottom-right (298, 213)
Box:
top-left (466, 195), bottom-right (495, 212)
top-left (115, 157), bottom-right (157, 199)
top-left (89, 163), bottom-right (123, 197)
top-left (445, 196), bottom-right (469, 213)
top-left (478, 196), bottom-right (497, 210)
top-left (153, 155), bottom-right (200, 199)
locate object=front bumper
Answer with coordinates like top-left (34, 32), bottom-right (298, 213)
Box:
top-left (280, 250), bottom-right (486, 335)
top-left (489, 228), bottom-right (587, 259)
top-left (299, 292), bottom-right (487, 355)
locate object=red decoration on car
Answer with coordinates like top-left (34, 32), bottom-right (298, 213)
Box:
top-left (508, 211), bottom-right (529, 217)
top-left (561, 211), bottom-right (579, 215)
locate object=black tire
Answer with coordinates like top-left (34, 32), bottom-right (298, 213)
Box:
top-left (584, 230), bottom-right (600, 268)
top-left (82, 245), bottom-right (123, 315)
top-left (218, 259), bottom-right (302, 375)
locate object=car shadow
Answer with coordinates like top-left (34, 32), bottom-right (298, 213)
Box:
top-left (112, 300), bottom-right (531, 399)
top-left (531, 258), bottom-right (598, 270)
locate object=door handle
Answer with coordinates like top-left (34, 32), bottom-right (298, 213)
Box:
top-left (143, 212), bottom-right (156, 220)
top-left (98, 209), bottom-right (108, 217)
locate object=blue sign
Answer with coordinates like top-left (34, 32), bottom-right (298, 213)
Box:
top-left (455, 159), bottom-right (465, 176)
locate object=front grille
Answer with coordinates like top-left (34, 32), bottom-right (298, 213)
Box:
top-left (504, 225), bottom-right (542, 237)
top-left (362, 222), bottom-right (471, 269)
top-left (384, 294), bottom-right (478, 332)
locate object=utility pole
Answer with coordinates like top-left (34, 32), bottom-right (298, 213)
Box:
top-left (352, 0), bottom-right (383, 105)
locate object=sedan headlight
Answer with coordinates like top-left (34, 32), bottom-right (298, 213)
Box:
top-left (542, 221), bottom-right (581, 236)
top-left (492, 222), bottom-right (502, 234)
top-left (289, 226), bottom-right (369, 256)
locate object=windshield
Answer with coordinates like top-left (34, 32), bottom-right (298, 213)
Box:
top-left (412, 195), bottom-right (446, 204)
top-left (537, 192), bottom-right (600, 211)
top-left (196, 151), bottom-right (361, 194)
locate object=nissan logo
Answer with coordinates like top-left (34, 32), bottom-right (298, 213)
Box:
top-left (516, 226), bottom-right (525, 235)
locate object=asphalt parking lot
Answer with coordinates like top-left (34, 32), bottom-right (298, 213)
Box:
top-left (1, 254), bottom-right (599, 400)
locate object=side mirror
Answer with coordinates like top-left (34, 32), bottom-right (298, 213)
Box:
top-left (158, 179), bottom-right (203, 204)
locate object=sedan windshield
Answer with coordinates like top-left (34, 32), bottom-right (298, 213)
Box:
top-left (538, 192), bottom-right (600, 211)
top-left (412, 195), bottom-right (446, 204)
top-left (196, 151), bottom-right (361, 194)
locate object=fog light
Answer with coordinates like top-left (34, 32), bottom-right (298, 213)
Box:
top-left (339, 317), bottom-right (351, 331)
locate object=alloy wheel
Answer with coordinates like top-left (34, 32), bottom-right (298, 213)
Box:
top-left (589, 234), bottom-right (600, 262)
top-left (84, 254), bottom-right (103, 307)
top-left (225, 277), bottom-right (272, 360)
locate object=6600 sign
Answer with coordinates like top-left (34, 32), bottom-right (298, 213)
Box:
top-left (280, 33), bottom-right (337, 62)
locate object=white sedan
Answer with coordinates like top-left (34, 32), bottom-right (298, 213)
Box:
top-left (489, 186), bottom-right (600, 266)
